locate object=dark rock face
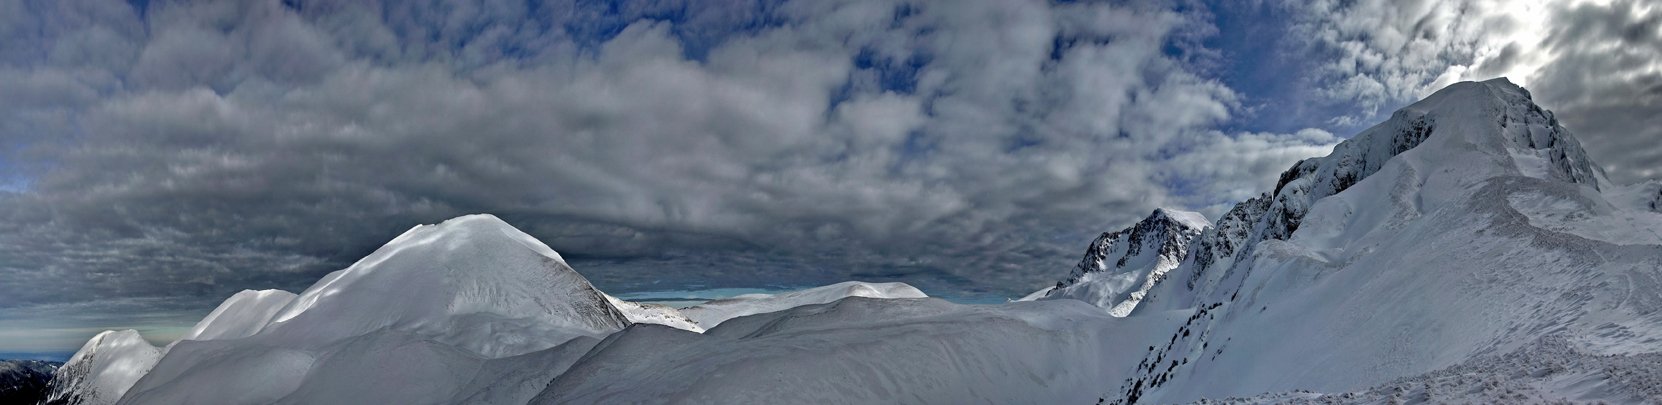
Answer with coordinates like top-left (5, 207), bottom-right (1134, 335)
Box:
top-left (0, 360), bottom-right (59, 404)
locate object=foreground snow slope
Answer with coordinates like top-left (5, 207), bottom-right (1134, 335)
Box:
top-left (680, 281), bottom-right (928, 328)
top-left (535, 297), bottom-right (1166, 404)
top-left (116, 214), bottom-right (630, 404)
top-left (40, 330), bottom-right (162, 405)
top-left (1026, 208), bottom-right (1211, 316)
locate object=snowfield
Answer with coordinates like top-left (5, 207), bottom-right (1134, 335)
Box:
top-left (679, 281), bottom-right (928, 328)
top-left (46, 79), bottom-right (1662, 404)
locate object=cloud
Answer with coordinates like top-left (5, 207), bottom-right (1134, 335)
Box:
top-left (0, 0), bottom-right (1344, 351)
top-left (1279, 0), bottom-right (1662, 184)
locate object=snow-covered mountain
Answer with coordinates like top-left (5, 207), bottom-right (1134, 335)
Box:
top-left (39, 330), bottom-right (161, 405)
top-left (1023, 208), bottom-right (1211, 316)
top-left (1088, 78), bottom-right (1662, 403)
top-left (680, 281), bottom-right (928, 328)
top-left (0, 359), bottom-right (57, 404)
top-left (48, 78), bottom-right (1662, 404)
top-left (113, 214), bottom-right (632, 404)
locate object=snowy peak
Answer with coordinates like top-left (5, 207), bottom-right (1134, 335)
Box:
top-left (262, 214), bottom-right (628, 358)
top-left (1033, 208), bottom-right (1210, 316)
top-left (42, 330), bottom-right (162, 405)
top-left (1396, 77), bottom-right (1605, 188)
top-left (1154, 78), bottom-right (1614, 310)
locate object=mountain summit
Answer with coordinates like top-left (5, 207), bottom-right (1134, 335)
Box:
top-left (1025, 208), bottom-right (1211, 316)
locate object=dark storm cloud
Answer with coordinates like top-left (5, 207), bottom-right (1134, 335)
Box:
top-left (1532, 0), bottom-right (1662, 183)
top-left (0, 0), bottom-right (1339, 346)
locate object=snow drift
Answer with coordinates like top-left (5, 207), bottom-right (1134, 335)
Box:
top-left (680, 281), bottom-right (928, 328)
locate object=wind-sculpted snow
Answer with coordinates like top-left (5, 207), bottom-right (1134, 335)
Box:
top-left (113, 214), bottom-right (631, 404)
top-left (178, 289), bottom-right (297, 342)
top-left (1027, 209), bottom-right (1211, 316)
top-left (260, 214), bottom-right (628, 358)
top-left (41, 330), bottom-right (161, 405)
top-left (1187, 336), bottom-right (1662, 404)
top-left (680, 281), bottom-right (927, 328)
top-left (534, 297), bottom-right (1167, 404)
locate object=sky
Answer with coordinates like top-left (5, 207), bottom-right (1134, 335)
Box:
top-left (0, 0), bottom-right (1658, 357)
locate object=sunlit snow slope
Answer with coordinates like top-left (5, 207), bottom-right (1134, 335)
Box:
top-left (40, 330), bottom-right (161, 405)
top-left (115, 214), bottom-right (631, 404)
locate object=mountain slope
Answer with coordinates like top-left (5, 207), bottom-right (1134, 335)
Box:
top-left (178, 289), bottom-right (297, 342)
top-left (1094, 78), bottom-right (1662, 403)
top-left (534, 297), bottom-right (1154, 404)
top-left (1025, 208), bottom-right (1211, 316)
top-left (40, 330), bottom-right (161, 405)
top-left (114, 214), bottom-right (631, 405)
top-left (0, 360), bottom-right (57, 404)
top-left (680, 281), bottom-right (928, 328)
top-left (603, 293), bottom-right (704, 333)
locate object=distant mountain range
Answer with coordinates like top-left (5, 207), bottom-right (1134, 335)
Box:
top-left (0, 359), bottom-right (58, 404)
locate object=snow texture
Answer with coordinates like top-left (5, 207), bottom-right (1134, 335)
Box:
top-left (1034, 208), bottom-right (1211, 316)
top-left (679, 281), bottom-right (928, 328)
top-left (114, 214), bottom-right (630, 404)
top-left (178, 289), bottom-right (297, 342)
top-left (41, 330), bottom-right (161, 405)
top-left (603, 293), bottom-right (704, 333)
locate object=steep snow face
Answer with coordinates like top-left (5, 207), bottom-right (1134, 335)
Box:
top-left (1092, 78), bottom-right (1662, 404)
top-left (263, 214), bottom-right (628, 358)
top-left (1144, 78), bottom-right (1611, 315)
top-left (537, 297), bottom-right (1164, 404)
top-left (1032, 208), bottom-right (1211, 316)
top-left (603, 293), bottom-right (704, 333)
top-left (178, 289), bottom-right (297, 342)
top-left (41, 330), bottom-right (161, 405)
top-left (680, 281), bottom-right (928, 328)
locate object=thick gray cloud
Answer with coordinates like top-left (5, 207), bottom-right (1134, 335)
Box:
top-left (0, 0), bottom-right (1339, 348)
top-left (1282, 0), bottom-right (1662, 184)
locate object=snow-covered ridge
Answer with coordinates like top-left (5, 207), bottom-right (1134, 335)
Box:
top-left (681, 281), bottom-right (928, 328)
top-left (1145, 77), bottom-right (1609, 313)
top-left (1027, 208), bottom-right (1211, 316)
top-left (178, 289), bottom-right (296, 342)
top-left (40, 330), bottom-right (161, 405)
top-left (602, 293), bottom-right (704, 333)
